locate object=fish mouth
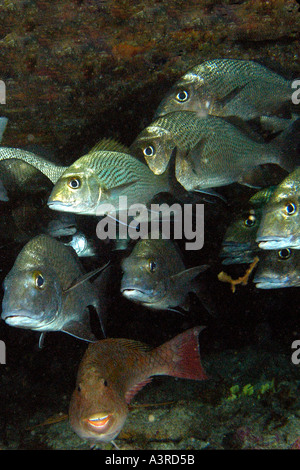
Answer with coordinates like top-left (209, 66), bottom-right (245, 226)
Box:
top-left (1, 309), bottom-right (39, 327)
top-left (256, 235), bottom-right (298, 250)
top-left (85, 413), bottom-right (113, 432)
top-left (47, 200), bottom-right (74, 211)
top-left (121, 287), bottom-right (151, 301)
top-left (254, 280), bottom-right (288, 289)
top-left (221, 243), bottom-right (253, 255)
top-left (254, 275), bottom-right (290, 289)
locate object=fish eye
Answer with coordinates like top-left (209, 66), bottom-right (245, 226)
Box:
top-left (33, 271), bottom-right (45, 289)
top-left (285, 202), bottom-right (296, 215)
top-left (175, 90), bottom-right (189, 102)
top-left (77, 384), bottom-right (82, 392)
top-left (278, 248), bottom-right (292, 260)
top-left (103, 380), bottom-right (108, 387)
top-left (244, 214), bottom-right (256, 227)
top-left (67, 177), bottom-right (81, 190)
top-left (143, 145), bottom-right (155, 157)
top-left (148, 260), bottom-right (157, 273)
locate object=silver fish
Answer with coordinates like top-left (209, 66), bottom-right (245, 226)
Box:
top-left (121, 237), bottom-right (208, 311)
top-left (1, 234), bottom-right (107, 343)
top-left (155, 59), bottom-right (295, 123)
top-left (254, 248), bottom-right (300, 289)
top-left (47, 149), bottom-right (170, 218)
top-left (130, 111), bottom-right (298, 190)
top-left (220, 186), bottom-right (276, 265)
top-left (256, 168), bottom-right (300, 250)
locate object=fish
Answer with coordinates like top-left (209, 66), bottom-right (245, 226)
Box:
top-left (220, 208), bottom-right (261, 265)
top-left (1, 234), bottom-right (107, 343)
top-left (121, 237), bottom-right (208, 311)
top-left (220, 186), bottom-right (276, 265)
top-left (256, 168), bottom-right (300, 250)
top-left (154, 59), bottom-right (295, 123)
top-left (254, 248), bottom-right (300, 289)
top-left (0, 138), bottom-right (132, 201)
top-left (47, 149), bottom-right (170, 218)
top-left (129, 111), bottom-right (299, 191)
top-left (69, 326), bottom-right (207, 444)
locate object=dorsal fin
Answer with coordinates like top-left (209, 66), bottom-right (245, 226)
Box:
top-left (89, 138), bottom-right (130, 154)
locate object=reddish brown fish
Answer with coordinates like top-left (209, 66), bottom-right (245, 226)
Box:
top-left (69, 326), bottom-right (207, 444)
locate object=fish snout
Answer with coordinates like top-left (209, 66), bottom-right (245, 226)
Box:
top-left (256, 235), bottom-right (294, 250)
top-left (121, 286), bottom-right (153, 302)
top-left (1, 309), bottom-right (39, 328)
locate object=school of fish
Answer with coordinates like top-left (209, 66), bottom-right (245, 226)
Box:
top-left (0, 58), bottom-right (299, 447)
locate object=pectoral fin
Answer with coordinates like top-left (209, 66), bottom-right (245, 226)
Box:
top-left (171, 265), bottom-right (209, 289)
top-left (106, 180), bottom-right (139, 201)
top-left (216, 83), bottom-right (248, 108)
top-left (125, 378), bottom-right (153, 404)
top-left (62, 320), bottom-right (97, 342)
top-left (63, 261), bottom-right (110, 294)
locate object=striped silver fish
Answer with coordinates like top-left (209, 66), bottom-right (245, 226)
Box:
top-left (47, 150), bottom-right (170, 216)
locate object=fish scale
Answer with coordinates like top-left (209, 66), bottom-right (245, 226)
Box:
top-left (85, 151), bottom-right (155, 189)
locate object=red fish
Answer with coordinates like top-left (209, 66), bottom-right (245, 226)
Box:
top-left (69, 326), bottom-right (207, 444)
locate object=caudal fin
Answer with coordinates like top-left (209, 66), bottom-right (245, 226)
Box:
top-left (154, 326), bottom-right (207, 381)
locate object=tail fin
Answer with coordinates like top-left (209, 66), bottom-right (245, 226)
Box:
top-left (274, 117), bottom-right (300, 172)
top-left (154, 326), bottom-right (207, 381)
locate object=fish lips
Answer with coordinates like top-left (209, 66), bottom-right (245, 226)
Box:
top-left (47, 199), bottom-right (74, 212)
top-left (254, 277), bottom-right (291, 289)
top-left (85, 413), bottom-right (113, 434)
top-left (221, 242), bottom-right (254, 255)
top-left (1, 309), bottom-right (41, 328)
top-left (256, 235), bottom-right (299, 250)
top-left (121, 286), bottom-right (153, 302)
